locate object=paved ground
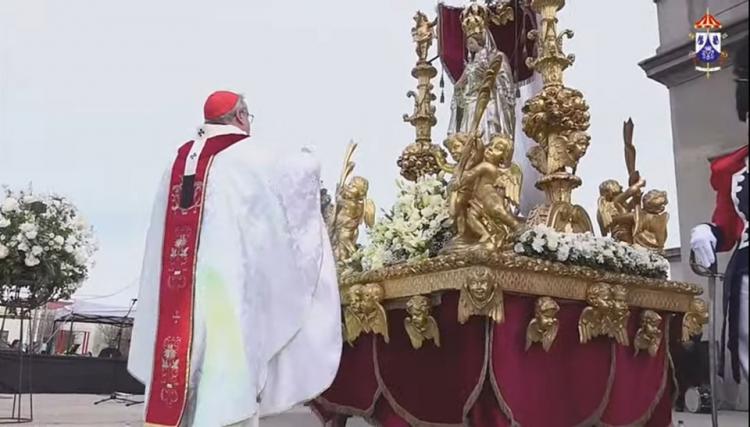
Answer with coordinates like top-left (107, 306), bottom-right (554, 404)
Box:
top-left (1, 394), bottom-right (748, 426)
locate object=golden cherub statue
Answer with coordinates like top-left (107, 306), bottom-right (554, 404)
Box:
top-left (330, 143), bottom-right (375, 265)
top-left (526, 297), bottom-right (560, 352)
top-left (607, 284), bottom-right (630, 346)
top-left (433, 132), bottom-right (471, 174)
top-left (526, 129), bottom-right (591, 176)
top-left (343, 283), bottom-right (389, 345)
top-left (579, 282), bottom-right (612, 344)
top-left (633, 189), bottom-right (669, 252)
top-left (634, 310), bottom-right (663, 357)
top-left (458, 269), bottom-right (504, 324)
top-left (411, 11), bottom-right (437, 63)
top-left (444, 133), bottom-right (523, 252)
top-left (596, 178), bottom-right (646, 243)
top-left (404, 295), bottom-right (440, 349)
top-left (682, 297), bottom-right (709, 343)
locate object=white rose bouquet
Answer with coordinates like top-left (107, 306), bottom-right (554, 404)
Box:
top-left (350, 174), bottom-right (453, 272)
top-left (0, 187), bottom-right (97, 306)
top-left (513, 225), bottom-right (670, 279)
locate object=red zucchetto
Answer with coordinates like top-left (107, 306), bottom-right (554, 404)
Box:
top-left (203, 90), bottom-right (240, 121)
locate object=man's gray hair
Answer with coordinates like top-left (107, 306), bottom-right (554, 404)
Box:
top-left (205, 95), bottom-right (246, 125)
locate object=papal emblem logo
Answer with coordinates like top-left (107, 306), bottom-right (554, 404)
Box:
top-left (689, 9), bottom-right (728, 77)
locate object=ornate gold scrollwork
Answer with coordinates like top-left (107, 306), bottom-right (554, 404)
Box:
top-left (404, 295), bottom-right (440, 349)
top-left (458, 268), bottom-right (504, 324)
top-left (343, 283), bottom-right (389, 345)
top-left (526, 296), bottom-right (560, 352)
top-left (682, 297), bottom-right (709, 343)
top-left (634, 310), bottom-right (663, 357)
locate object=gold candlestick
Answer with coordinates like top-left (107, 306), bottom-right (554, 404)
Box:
top-left (522, 0), bottom-right (593, 233)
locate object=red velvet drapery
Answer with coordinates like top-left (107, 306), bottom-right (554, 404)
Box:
top-left (313, 292), bottom-right (674, 427)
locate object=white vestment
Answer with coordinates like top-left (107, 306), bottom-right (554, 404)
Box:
top-left (128, 124), bottom-right (342, 426)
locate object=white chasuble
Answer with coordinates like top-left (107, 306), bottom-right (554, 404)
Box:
top-left (129, 124), bottom-right (342, 426)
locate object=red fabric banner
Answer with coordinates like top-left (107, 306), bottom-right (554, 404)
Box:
top-left (438, 1), bottom-right (537, 83)
top-left (145, 133), bottom-right (246, 427)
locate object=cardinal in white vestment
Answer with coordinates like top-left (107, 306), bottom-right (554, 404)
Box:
top-left (128, 90), bottom-right (343, 427)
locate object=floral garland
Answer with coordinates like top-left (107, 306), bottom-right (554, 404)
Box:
top-left (0, 187), bottom-right (98, 305)
top-left (349, 174), bottom-right (453, 272)
top-left (513, 226), bottom-right (670, 279)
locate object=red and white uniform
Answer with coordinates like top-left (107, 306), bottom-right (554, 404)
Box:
top-left (691, 144), bottom-right (748, 382)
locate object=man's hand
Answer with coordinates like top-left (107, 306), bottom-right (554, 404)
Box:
top-left (690, 224), bottom-right (717, 269)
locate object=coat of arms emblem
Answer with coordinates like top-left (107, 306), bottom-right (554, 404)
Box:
top-left (690, 10), bottom-right (729, 77)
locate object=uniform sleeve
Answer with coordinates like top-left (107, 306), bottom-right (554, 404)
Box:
top-left (710, 162), bottom-right (740, 252)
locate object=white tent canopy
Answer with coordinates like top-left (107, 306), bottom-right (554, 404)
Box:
top-left (54, 300), bottom-right (137, 326)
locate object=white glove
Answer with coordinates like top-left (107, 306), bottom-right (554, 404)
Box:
top-left (690, 224), bottom-right (717, 269)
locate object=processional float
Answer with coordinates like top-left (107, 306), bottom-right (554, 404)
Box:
top-left (316, 1), bottom-right (708, 426)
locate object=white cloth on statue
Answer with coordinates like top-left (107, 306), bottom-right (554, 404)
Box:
top-left (128, 124), bottom-right (342, 426)
top-left (740, 274), bottom-right (748, 381)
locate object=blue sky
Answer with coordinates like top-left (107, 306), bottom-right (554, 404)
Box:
top-left (0, 0), bottom-right (677, 306)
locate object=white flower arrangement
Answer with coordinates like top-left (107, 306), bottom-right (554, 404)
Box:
top-left (513, 225), bottom-right (670, 279)
top-left (0, 187), bottom-right (98, 305)
top-left (349, 174), bottom-right (453, 272)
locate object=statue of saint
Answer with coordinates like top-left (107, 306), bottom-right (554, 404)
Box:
top-left (447, 1), bottom-right (516, 143)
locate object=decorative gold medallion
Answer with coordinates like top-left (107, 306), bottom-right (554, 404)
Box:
top-left (404, 295), bottom-right (440, 349)
top-left (634, 310), bottom-right (663, 357)
top-left (458, 269), bottom-right (504, 324)
top-left (526, 296), bottom-right (560, 352)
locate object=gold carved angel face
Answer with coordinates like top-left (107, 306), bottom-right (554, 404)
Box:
top-left (599, 180), bottom-right (623, 201)
top-left (467, 270), bottom-right (496, 306)
top-left (642, 310), bottom-right (661, 331)
top-left (612, 285), bottom-right (628, 310)
top-left (343, 177), bottom-right (369, 199)
top-left (486, 134), bottom-right (513, 166)
top-left (346, 285), bottom-right (365, 315)
top-left (586, 283), bottom-right (613, 309)
top-left (642, 190), bottom-right (668, 214)
top-left (406, 296), bottom-right (430, 324)
top-left (363, 283), bottom-right (384, 306)
top-left (568, 131), bottom-right (590, 159)
top-left (689, 298), bottom-right (709, 324)
top-left (443, 133), bottom-right (469, 162)
top-left (536, 297), bottom-right (559, 328)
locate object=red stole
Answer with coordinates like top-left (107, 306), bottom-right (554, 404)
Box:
top-left (145, 133), bottom-right (247, 427)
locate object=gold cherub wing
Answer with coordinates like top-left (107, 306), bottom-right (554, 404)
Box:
top-left (506, 163), bottom-right (523, 209)
top-left (525, 320), bottom-right (542, 351)
top-left (426, 317), bottom-right (441, 347)
top-left (578, 307), bottom-right (596, 344)
top-left (542, 322), bottom-right (559, 352)
top-left (596, 196), bottom-right (613, 237)
top-left (343, 309), bottom-right (364, 346)
top-left (371, 305), bottom-right (390, 343)
top-left (364, 199), bottom-right (376, 228)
